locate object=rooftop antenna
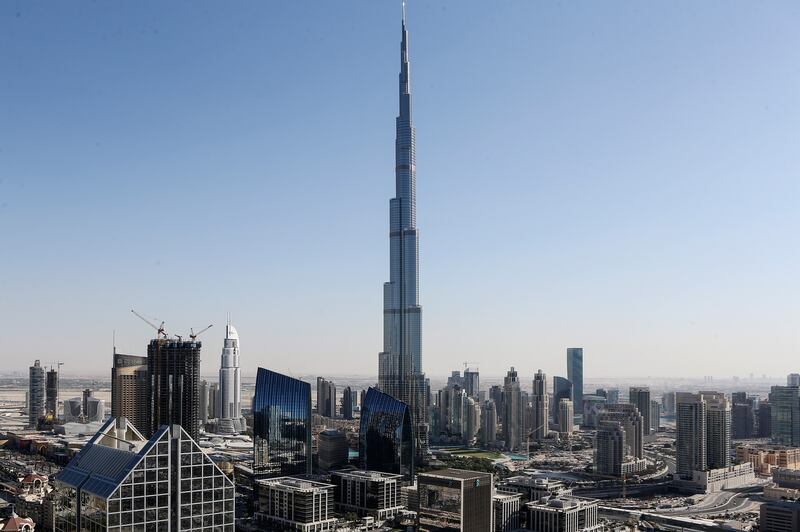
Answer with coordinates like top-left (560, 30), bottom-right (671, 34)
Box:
top-left (402, 0), bottom-right (406, 24)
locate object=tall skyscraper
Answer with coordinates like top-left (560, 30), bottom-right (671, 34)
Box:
top-left (217, 320), bottom-right (245, 433)
top-left (28, 359), bottom-right (45, 427)
top-left (705, 392), bottom-right (731, 470)
top-left (480, 400), bottom-right (497, 447)
top-left (788, 373), bottom-right (800, 387)
top-left (377, 7), bottom-right (428, 460)
top-left (503, 367), bottom-right (523, 451)
top-left (595, 421), bottom-right (626, 477)
top-left (558, 399), bottom-right (574, 435)
top-left (253, 368), bottom-right (312, 477)
top-left (45, 367), bottom-right (59, 419)
top-left (360, 387), bottom-right (414, 478)
top-left (566, 348), bottom-right (583, 419)
top-left (111, 350), bottom-right (149, 433)
top-left (463, 368), bottom-right (480, 399)
top-left (600, 403), bottom-right (644, 459)
top-left (531, 370), bottom-right (549, 441)
top-left (770, 386), bottom-right (800, 446)
top-left (629, 387), bottom-right (652, 436)
top-left (147, 338), bottom-right (201, 441)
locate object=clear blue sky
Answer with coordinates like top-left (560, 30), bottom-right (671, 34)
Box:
top-left (1, 1), bottom-right (798, 380)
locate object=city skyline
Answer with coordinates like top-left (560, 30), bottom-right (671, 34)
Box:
top-left (2, 1), bottom-right (798, 379)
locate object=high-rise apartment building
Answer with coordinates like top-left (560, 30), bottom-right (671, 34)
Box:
top-left (629, 387), bottom-right (652, 436)
top-left (253, 368), bottom-right (312, 477)
top-left (607, 388), bottom-right (620, 405)
top-left (503, 367), bottom-right (523, 451)
top-left (28, 360), bottom-right (45, 427)
top-left (595, 421), bottom-right (625, 477)
top-left (566, 348), bottom-right (583, 419)
top-left (45, 367), bottom-right (58, 419)
top-left (317, 377), bottom-right (337, 418)
top-left (676, 391), bottom-right (731, 480)
top-left (650, 400), bottom-right (661, 432)
top-left (112, 350), bottom-right (160, 437)
top-left (788, 373), bottom-right (800, 387)
top-left (464, 368), bottom-right (480, 399)
top-left (770, 386), bottom-right (800, 446)
top-left (199, 379), bottom-right (210, 423)
top-left (558, 399), bottom-right (574, 435)
top-left (147, 338), bottom-right (201, 441)
top-left (217, 321), bottom-right (245, 433)
top-left (532, 370), bottom-right (549, 441)
top-left (759, 402), bottom-right (773, 438)
top-left (599, 404), bottom-right (644, 459)
top-left (377, 6), bottom-right (428, 461)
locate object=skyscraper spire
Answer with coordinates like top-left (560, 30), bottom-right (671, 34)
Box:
top-left (379, 2), bottom-right (428, 464)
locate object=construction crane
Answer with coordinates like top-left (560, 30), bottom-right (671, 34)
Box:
top-left (190, 324), bottom-right (213, 341)
top-left (131, 309), bottom-right (167, 338)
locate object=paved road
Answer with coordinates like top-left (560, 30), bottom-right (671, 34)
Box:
top-left (656, 484), bottom-right (765, 517)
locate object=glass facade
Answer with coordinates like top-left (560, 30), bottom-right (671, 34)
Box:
top-left (552, 376), bottom-right (573, 425)
top-left (359, 387), bottom-right (414, 478)
top-left (54, 419), bottom-right (234, 531)
top-left (252, 367), bottom-right (312, 477)
top-left (566, 348), bottom-right (583, 414)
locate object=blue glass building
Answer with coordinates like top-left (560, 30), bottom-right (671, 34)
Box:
top-left (359, 387), bottom-right (414, 478)
top-left (253, 368), bottom-right (312, 477)
top-left (567, 348), bottom-right (584, 417)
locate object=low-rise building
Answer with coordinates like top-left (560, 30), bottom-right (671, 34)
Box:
top-left (0, 512), bottom-right (36, 531)
top-left (415, 469), bottom-right (493, 532)
top-left (681, 463), bottom-right (755, 493)
top-left (735, 445), bottom-right (800, 475)
top-left (493, 492), bottom-right (520, 532)
top-left (496, 476), bottom-right (571, 503)
top-left (330, 470), bottom-right (403, 521)
top-left (317, 429), bottom-right (349, 472)
top-left (256, 477), bottom-right (336, 531)
top-left (525, 496), bottom-right (602, 532)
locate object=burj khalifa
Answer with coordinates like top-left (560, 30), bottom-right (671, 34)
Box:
top-left (378, 5), bottom-right (428, 457)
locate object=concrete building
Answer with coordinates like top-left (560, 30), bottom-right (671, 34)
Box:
top-left (566, 348), bottom-right (584, 423)
top-left (595, 421), bottom-right (624, 477)
top-left (463, 368), bottom-right (479, 399)
top-left (736, 445), bottom-right (800, 475)
top-left (599, 403), bottom-right (644, 459)
top-left (496, 476), bottom-right (571, 503)
top-left (649, 400), bottom-right (660, 432)
top-left (525, 496), bottom-right (602, 532)
top-left (28, 360), bottom-right (45, 428)
top-left (415, 469), bottom-right (493, 532)
top-left (629, 387), bottom-right (652, 436)
top-left (788, 373), bottom-right (800, 387)
top-left (330, 470), bottom-right (403, 521)
top-left (318, 429), bottom-right (349, 471)
top-left (503, 367), bottom-right (523, 451)
top-left (705, 392), bottom-right (731, 470)
top-left (676, 392), bottom-right (708, 479)
top-left (558, 399), bottom-right (573, 435)
top-left (606, 389), bottom-right (620, 406)
top-left (493, 492), bottom-right (520, 532)
top-left (760, 499), bottom-right (800, 532)
top-left (552, 377), bottom-right (573, 427)
top-left (54, 417), bottom-right (235, 531)
top-left (256, 477), bottom-right (336, 532)
top-left (531, 370), bottom-right (549, 441)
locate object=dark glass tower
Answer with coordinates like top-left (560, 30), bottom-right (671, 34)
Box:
top-left (377, 2), bottom-right (428, 461)
top-left (359, 387), bottom-right (414, 478)
top-left (46, 367), bottom-right (59, 418)
top-left (147, 339), bottom-right (201, 441)
top-left (567, 348), bottom-right (583, 418)
top-left (552, 376), bottom-right (573, 426)
top-left (253, 367), bottom-right (312, 477)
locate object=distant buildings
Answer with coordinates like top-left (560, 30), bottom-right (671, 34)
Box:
top-left (600, 404), bottom-right (644, 459)
top-left (64, 391), bottom-right (104, 423)
top-left (629, 387), bottom-right (652, 436)
top-left (28, 360), bottom-right (45, 427)
top-left (769, 385), bottom-right (800, 446)
top-left (531, 370), bottom-right (549, 441)
top-left (503, 367), bottom-right (523, 451)
top-left (566, 348), bottom-right (583, 422)
top-left (147, 338), bottom-right (201, 440)
top-left (552, 377), bottom-right (573, 428)
top-left (731, 394), bottom-right (756, 439)
top-left (480, 400), bottom-right (498, 447)
top-left (342, 386), bottom-right (354, 419)
top-left (415, 469), bottom-right (493, 532)
top-left (317, 377), bottom-right (337, 418)
top-left (463, 368), bottom-right (480, 399)
top-left (526, 495), bottom-right (601, 532)
top-left (788, 373), bottom-right (800, 387)
top-left (649, 400), bottom-right (660, 432)
top-left (255, 477), bottom-right (335, 531)
top-left (54, 417), bottom-right (234, 531)
top-left (253, 367), bottom-right (312, 477)
top-left (217, 320), bottom-right (246, 433)
top-left (359, 387), bottom-right (414, 478)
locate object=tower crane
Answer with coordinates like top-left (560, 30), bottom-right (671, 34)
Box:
top-left (131, 309), bottom-right (167, 338)
top-left (190, 324), bottom-right (213, 341)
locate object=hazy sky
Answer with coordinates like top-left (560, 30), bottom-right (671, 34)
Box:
top-left (1, 1), bottom-right (798, 380)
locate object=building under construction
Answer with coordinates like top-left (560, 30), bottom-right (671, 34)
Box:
top-left (147, 338), bottom-right (202, 441)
